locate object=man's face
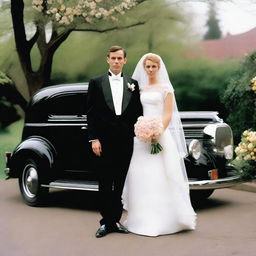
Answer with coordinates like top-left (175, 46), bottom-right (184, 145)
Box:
top-left (107, 50), bottom-right (127, 75)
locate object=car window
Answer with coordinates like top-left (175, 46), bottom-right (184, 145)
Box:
top-left (49, 93), bottom-right (87, 116)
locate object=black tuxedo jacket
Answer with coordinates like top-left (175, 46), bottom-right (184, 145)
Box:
top-left (87, 72), bottom-right (143, 143)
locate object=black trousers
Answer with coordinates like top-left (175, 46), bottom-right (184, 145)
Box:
top-left (97, 129), bottom-right (133, 227)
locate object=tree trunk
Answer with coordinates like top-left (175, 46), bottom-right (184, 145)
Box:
top-left (25, 49), bottom-right (54, 96)
top-left (11, 0), bottom-right (62, 96)
top-left (11, 0), bottom-right (39, 96)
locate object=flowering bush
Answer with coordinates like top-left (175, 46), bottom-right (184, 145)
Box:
top-left (32, 0), bottom-right (138, 25)
top-left (134, 116), bottom-right (163, 154)
top-left (232, 129), bottom-right (256, 180)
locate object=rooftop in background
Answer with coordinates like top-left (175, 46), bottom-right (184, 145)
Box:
top-left (190, 27), bottom-right (256, 59)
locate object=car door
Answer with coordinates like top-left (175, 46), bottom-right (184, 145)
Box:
top-left (47, 91), bottom-right (94, 173)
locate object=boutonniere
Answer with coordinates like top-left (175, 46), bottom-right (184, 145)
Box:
top-left (127, 82), bottom-right (135, 92)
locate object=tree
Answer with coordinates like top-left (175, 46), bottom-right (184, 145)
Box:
top-left (204, 1), bottom-right (222, 40)
top-left (6, 0), bottom-right (216, 97)
top-left (10, 0), bottom-right (147, 96)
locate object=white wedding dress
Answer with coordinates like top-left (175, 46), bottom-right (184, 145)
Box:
top-left (122, 84), bottom-right (196, 236)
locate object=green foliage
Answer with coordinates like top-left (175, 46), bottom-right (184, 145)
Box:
top-left (0, 70), bottom-right (13, 85)
top-left (0, 119), bottom-right (23, 179)
top-left (170, 58), bottom-right (238, 118)
top-left (0, 23), bottom-right (19, 76)
top-left (51, 0), bottom-right (195, 83)
top-left (223, 52), bottom-right (256, 143)
top-left (232, 159), bottom-right (256, 181)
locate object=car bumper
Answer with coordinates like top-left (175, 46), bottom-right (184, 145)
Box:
top-left (189, 175), bottom-right (243, 190)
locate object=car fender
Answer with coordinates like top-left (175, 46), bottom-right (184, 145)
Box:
top-left (9, 136), bottom-right (57, 178)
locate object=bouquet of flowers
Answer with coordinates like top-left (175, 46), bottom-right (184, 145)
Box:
top-left (232, 129), bottom-right (256, 180)
top-left (134, 116), bottom-right (164, 154)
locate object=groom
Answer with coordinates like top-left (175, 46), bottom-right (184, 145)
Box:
top-left (87, 46), bottom-right (142, 238)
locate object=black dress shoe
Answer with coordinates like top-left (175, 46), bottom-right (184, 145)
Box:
top-left (95, 225), bottom-right (113, 238)
top-left (115, 223), bottom-right (129, 234)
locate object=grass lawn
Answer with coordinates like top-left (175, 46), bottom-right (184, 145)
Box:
top-left (0, 119), bottom-right (23, 179)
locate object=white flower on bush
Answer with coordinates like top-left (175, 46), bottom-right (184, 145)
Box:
top-left (55, 13), bottom-right (61, 21)
top-left (234, 129), bottom-right (256, 161)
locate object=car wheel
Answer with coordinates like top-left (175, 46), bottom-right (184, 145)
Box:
top-left (190, 189), bottom-right (214, 202)
top-left (19, 158), bottom-right (49, 206)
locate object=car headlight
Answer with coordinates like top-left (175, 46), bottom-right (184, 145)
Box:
top-left (224, 145), bottom-right (234, 159)
top-left (189, 139), bottom-right (201, 160)
top-left (204, 123), bottom-right (234, 158)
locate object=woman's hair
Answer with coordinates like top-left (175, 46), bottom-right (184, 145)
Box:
top-left (107, 45), bottom-right (127, 58)
top-left (143, 54), bottom-right (161, 68)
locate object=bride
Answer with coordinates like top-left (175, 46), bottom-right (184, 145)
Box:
top-left (122, 53), bottom-right (197, 236)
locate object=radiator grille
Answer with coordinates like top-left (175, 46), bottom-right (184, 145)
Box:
top-left (184, 128), bottom-right (204, 138)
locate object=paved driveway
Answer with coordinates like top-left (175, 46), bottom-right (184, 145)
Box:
top-left (1, 179), bottom-right (256, 256)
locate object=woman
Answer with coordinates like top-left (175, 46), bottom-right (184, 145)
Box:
top-left (122, 53), bottom-right (196, 236)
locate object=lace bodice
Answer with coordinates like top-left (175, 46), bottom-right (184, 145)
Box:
top-left (140, 84), bottom-right (173, 117)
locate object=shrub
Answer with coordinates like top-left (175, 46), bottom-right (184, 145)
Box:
top-left (171, 58), bottom-right (238, 119)
top-left (0, 71), bottom-right (21, 128)
top-left (223, 52), bottom-right (256, 143)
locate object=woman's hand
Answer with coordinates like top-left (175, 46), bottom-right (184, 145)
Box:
top-left (151, 130), bottom-right (163, 141)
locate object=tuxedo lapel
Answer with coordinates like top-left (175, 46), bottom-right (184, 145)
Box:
top-left (122, 75), bottom-right (132, 113)
top-left (101, 73), bottom-right (132, 114)
top-left (101, 74), bottom-right (115, 113)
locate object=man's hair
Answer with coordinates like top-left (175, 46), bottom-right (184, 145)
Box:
top-left (107, 45), bottom-right (127, 58)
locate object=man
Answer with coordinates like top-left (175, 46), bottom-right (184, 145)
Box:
top-left (87, 46), bottom-right (142, 238)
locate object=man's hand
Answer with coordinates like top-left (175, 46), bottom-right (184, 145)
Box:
top-left (92, 140), bottom-right (102, 156)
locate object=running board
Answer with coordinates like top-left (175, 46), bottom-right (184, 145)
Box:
top-left (41, 180), bottom-right (99, 191)
top-left (41, 176), bottom-right (243, 192)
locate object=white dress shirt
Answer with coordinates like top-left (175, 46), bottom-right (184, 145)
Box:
top-left (89, 71), bottom-right (124, 142)
top-left (108, 70), bottom-right (123, 115)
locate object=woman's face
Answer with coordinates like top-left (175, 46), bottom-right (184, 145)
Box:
top-left (144, 59), bottom-right (159, 79)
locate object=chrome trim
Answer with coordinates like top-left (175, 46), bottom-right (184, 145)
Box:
top-left (41, 180), bottom-right (99, 191)
top-left (22, 165), bottom-right (39, 198)
top-left (188, 139), bottom-right (201, 160)
top-left (25, 123), bottom-right (86, 127)
top-left (182, 124), bottom-right (213, 128)
top-left (41, 176), bottom-right (244, 192)
top-left (189, 176), bottom-right (243, 190)
top-left (180, 111), bottom-right (219, 115)
top-left (184, 129), bottom-right (204, 138)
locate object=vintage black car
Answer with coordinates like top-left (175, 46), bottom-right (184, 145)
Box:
top-left (4, 83), bottom-right (242, 206)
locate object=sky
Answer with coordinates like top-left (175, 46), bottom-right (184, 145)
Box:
top-left (189, 1), bottom-right (256, 36)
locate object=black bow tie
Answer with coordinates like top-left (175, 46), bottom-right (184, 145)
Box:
top-left (108, 72), bottom-right (123, 77)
